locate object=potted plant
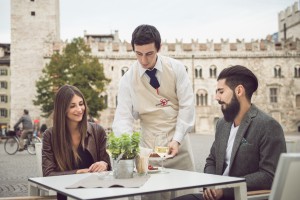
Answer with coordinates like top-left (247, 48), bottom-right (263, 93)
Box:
top-left (107, 132), bottom-right (140, 178)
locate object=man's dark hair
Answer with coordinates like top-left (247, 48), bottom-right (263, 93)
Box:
top-left (24, 109), bottom-right (29, 115)
top-left (131, 24), bottom-right (161, 51)
top-left (217, 65), bottom-right (258, 101)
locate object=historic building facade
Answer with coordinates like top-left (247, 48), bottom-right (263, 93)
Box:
top-left (9, 0), bottom-right (60, 126)
top-left (85, 33), bottom-right (300, 134)
top-left (0, 44), bottom-right (10, 133)
top-left (3, 1), bottom-right (300, 135)
top-left (84, 2), bottom-right (300, 134)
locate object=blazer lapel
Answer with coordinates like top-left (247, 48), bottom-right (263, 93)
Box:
top-left (216, 121), bottom-right (231, 174)
top-left (229, 105), bottom-right (257, 170)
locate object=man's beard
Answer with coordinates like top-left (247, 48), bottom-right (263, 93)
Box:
top-left (219, 94), bottom-right (240, 122)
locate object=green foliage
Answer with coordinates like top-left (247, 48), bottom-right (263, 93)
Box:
top-left (33, 37), bottom-right (110, 117)
top-left (107, 132), bottom-right (141, 160)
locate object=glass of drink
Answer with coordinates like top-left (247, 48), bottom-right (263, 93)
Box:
top-left (154, 134), bottom-right (169, 173)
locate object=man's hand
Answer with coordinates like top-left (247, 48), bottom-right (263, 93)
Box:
top-left (203, 188), bottom-right (223, 200)
top-left (168, 140), bottom-right (180, 157)
top-left (89, 161), bottom-right (108, 172)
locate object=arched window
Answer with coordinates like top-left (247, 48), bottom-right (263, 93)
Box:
top-left (274, 65), bottom-right (281, 78)
top-left (100, 93), bottom-right (108, 108)
top-left (294, 65), bottom-right (300, 78)
top-left (209, 65), bottom-right (217, 78)
top-left (195, 66), bottom-right (202, 78)
top-left (121, 67), bottom-right (129, 76)
top-left (196, 89), bottom-right (208, 106)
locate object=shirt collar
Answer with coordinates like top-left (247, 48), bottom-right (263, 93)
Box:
top-left (138, 55), bottom-right (163, 77)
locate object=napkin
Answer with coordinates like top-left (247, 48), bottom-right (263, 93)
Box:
top-left (66, 174), bottom-right (150, 189)
top-left (139, 146), bottom-right (153, 157)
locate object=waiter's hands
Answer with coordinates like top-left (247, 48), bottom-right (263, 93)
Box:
top-left (168, 140), bottom-right (180, 157)
top-left (203, 188), bottom-right (223, 200)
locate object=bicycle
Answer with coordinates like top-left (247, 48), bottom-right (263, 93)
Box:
top-left (4, 130), bottom-right (42, 155)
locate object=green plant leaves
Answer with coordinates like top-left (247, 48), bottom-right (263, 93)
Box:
top-left (107, 132), bottom-right (140, 160)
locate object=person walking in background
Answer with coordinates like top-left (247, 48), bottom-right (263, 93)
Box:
top-left (39, 123), bottom-right (47, 137)
top-left (112, 24), bottom-right (195, 198)
top-left (173, 65), bottom-right (286, 200)
top-left (42, 84), bottom-right (111, 200)
top-left (14, 109), bottom-right (33, 151)
top-left (33, 118), bottom-right (40, 137)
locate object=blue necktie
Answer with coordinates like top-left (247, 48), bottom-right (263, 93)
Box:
top-left (145, 68), bottom-right (160, 89)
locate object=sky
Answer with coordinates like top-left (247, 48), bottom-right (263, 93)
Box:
top-left (0, 0), bottom-right (298, 43)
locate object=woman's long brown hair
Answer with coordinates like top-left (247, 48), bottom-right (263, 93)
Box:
top-left (52, 85), bottom-right (88, 171)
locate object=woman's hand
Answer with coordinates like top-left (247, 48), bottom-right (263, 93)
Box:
top-left (76, 168), bottom-right (90, 174)
top-left (88, 161), bottom-right (108, 172)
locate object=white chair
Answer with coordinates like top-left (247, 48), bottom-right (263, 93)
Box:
top-left (269, 153), bottom-right (300, 200)
top-left (34, 142), bottom-right (56, 197)
top-left (35, 142), bottom-right (43, 177)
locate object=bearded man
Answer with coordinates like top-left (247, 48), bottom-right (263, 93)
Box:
top-left (174, 65), bottom-right (286, 200)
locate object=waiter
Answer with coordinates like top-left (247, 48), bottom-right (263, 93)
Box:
top-left (112, 24), bottom-right (195, 172)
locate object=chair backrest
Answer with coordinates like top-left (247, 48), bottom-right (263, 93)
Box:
top-left (35, 142), bottom-right (43, 177)
top-left (269, 153), bottom-right (300, 200)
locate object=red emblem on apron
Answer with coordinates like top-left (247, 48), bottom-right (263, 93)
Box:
top-left (156, 98), bottom-right (169, 107)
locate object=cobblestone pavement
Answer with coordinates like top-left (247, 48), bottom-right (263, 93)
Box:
top-left (0, 134), bottom-right (214, 197)
top-left (0, 138), bottom-right (39, 197)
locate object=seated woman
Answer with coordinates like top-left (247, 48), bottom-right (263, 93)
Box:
top-left (42, 84), bottom-right (111, 199)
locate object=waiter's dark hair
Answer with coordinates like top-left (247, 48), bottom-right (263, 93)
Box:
top-left (131, 24), bottom-right (161, 51)
top-left (217, 65), bottom-right (258, 101)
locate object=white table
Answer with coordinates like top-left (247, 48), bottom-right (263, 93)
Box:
top-left (28, 169), bottom-right (247, 200)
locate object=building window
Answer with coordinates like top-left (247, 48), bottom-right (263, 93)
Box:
top-left (294, 65), bottom-right (300, 78)
top-left (100, 94), bottom-right (108, 108)
top-left (195, 66), bottom-right (202, 78)
top-left (209, 65), bottom-right (217, 78)
top-left (31, 11), bottom-right (35, 16)
top-left (111, 66), bottom-right (114, 71)
top-left (0, 109), bottom-right (7, 117)
top-left (121, 67), bottom-right (128, 76)
top-left (31, 0), bottom-right (35, 2)
top-left (0, 95), bottom-right (7, 103)
top-left (196, 89), bottom-right (208, 106)
top-left (274, 65), bottom-right (281, 78)
top-left (116, 96), bottom-right (118, 107)
top-left (270, 88), bottom-right (278, 103)
top-left (0, 69), bottom-right (7, 76)
top-left (0, 81), bottom-right (7, 89)
top-left (296, 94), bottom-right (300, 108)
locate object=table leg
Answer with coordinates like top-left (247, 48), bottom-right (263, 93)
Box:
top-left (28, 182), bottom-right (39, 196)
top-left (213, 182), bottom-right (247, 200)
top-left (233, 182), bottom-right (247, 200)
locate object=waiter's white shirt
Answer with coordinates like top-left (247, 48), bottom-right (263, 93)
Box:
top-left (112, 55), bottom-right (195, 143)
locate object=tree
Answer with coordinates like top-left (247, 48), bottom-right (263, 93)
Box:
top-left (34, 37), bottom-right (110, 117)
